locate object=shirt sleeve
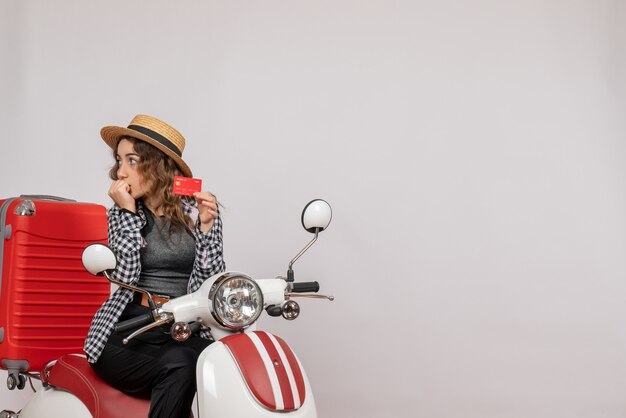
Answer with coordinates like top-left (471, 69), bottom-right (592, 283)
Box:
top-left (188, 210), bottom-right (225, 293)
top-left (107, 206), bottom-right (146, 285)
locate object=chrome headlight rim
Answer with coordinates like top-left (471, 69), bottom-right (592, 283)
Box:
top-left (209, 273), bottom-right (264, 330)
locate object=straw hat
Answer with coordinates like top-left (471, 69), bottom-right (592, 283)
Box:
top-left (100, 114), bottom-right (192, 177)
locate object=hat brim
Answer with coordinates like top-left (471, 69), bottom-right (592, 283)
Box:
top-left (100, 126), bottom-right (193, 178)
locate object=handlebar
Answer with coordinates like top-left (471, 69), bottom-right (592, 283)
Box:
top-left (115, 312), bottom-right (154, 334)
top-left (114, 279), bottom-right (326, 336)
top-left (291, 281), bottom-right (320, 293)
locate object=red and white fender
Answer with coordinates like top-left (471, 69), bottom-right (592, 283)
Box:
top-left (197, 331), bottom-right (317, 418)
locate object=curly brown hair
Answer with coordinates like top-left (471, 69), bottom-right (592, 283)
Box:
top-left (109, 136), bottom-right (193, 232)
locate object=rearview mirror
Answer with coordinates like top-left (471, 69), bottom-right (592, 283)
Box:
top-left (288, 199), bottom-right (332, 281)
top-left (301, 199), bottom-right (332, 233)
top-left (82, 243), bottom-right (116, 276)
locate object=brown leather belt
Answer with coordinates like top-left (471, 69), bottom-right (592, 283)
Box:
top-left (137, 293), bottom-right (170, 307)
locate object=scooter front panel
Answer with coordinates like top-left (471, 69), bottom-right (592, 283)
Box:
top-left (221, 331), bottom-right (306, 411)
top-left (197, 333), bottom-right (317, 418)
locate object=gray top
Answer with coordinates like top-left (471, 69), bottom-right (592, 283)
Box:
top-left (137, 210), bottom-right (196, 298)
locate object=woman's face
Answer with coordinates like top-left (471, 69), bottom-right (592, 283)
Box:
top-left (115, 138), bottom-right (151, 199)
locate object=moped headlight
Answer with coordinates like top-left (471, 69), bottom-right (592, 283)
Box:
top-left (210, 274), bottom-right (263, 330)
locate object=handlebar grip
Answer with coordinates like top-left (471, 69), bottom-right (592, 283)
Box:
top-left (291, 281), bottom-right (320, 293)
top-left (188, 322), bottom-right (202, 334)
top-left (114, 313), bottom-right (154, 334)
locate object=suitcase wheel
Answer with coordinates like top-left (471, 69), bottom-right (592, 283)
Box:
top-left (6, 373), bottom-right (25, 391)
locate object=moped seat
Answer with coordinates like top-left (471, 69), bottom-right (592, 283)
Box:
top-left (47, 354), bottom-right (150, 418)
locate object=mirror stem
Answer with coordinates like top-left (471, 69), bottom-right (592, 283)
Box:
top-left (287, 229), bottom-right (319, 282)
top-left (103, 271), bottom-right (157, 309)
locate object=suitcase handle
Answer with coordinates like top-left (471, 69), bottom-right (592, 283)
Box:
top-left (19, 195), bottom-right (76, 202)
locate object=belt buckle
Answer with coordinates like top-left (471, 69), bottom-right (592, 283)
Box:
top-left (141, 293), bottom-right (170, 308)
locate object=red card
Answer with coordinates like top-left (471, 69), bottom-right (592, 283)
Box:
top-left (173, 176), bottom-right (202, 196)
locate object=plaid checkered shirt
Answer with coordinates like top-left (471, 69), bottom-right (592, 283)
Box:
top-left (83, 198), bottom-right (225, 363)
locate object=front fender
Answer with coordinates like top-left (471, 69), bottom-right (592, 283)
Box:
top-left (196, 331), bottom-right (317, 418)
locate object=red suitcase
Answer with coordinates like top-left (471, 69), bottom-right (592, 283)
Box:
top-left (0, 195), bottom-right (109, 389)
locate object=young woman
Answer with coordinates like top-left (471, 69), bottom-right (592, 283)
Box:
top-left (84, 114), bottom-right (225, 418)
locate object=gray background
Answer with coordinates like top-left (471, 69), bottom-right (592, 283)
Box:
top-left (1, 1), bottom-right (626, 417)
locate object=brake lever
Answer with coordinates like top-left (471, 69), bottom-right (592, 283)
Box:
top-left (123, 317), bottom-right (171, 344)
top-left (287, 293), bottom-right (334, 301)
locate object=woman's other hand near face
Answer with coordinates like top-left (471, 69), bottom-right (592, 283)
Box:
top-left (109, 180), bottom-right (136, 213)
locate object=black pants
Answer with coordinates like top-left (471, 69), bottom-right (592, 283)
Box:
top-left (90, 302), bottom-right (212, 418)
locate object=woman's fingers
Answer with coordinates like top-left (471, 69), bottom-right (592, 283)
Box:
top-left (193, 192), bottom-right (217, 208)
top-left (194, 191), bottom-right (218, 221)
top-left (193, 191), bottom-right (218, 232)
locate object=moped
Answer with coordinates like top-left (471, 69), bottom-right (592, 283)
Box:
top-left (1, 199), bottom-right (334, 418)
